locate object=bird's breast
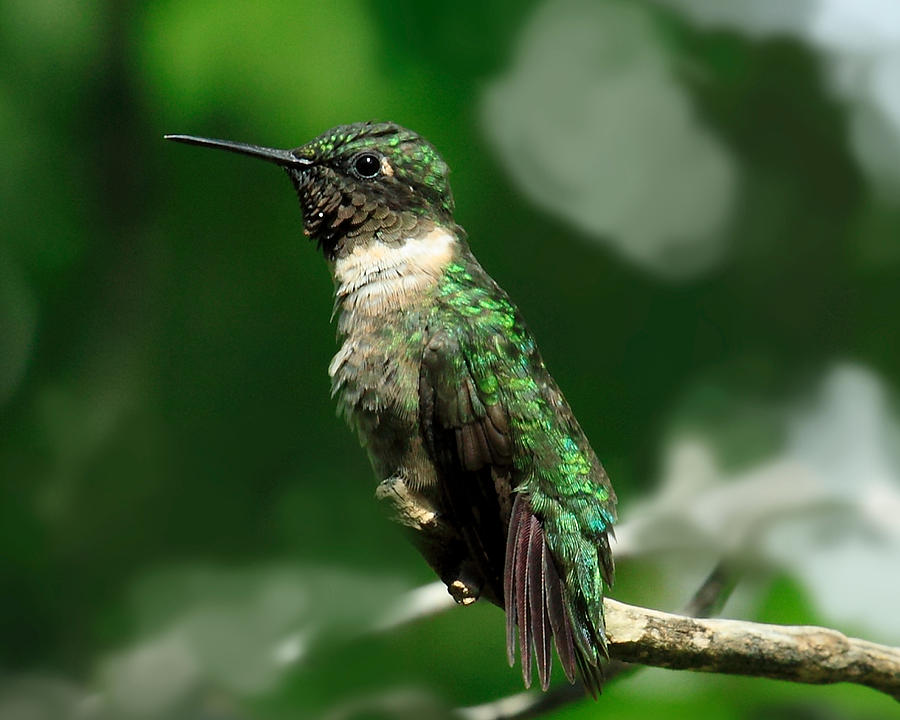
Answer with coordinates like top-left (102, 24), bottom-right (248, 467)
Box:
top-left (328, 227), bottom-right (458, 429)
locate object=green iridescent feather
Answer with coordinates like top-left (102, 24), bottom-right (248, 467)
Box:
top-left (423, 250), bottom-right (616, 690)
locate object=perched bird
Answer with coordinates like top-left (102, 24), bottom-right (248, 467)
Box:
top-left (166, 122), bottom-right (617, 693)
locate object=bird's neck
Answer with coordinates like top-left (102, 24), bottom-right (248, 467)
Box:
top-left (331, 224), bottom-right (461, 328)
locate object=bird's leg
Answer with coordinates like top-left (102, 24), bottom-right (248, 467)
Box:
top-left (376, 475), bottom-right (483, 605)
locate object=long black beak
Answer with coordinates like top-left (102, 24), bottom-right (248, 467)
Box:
top-left (164, 135), bottom-right (312, 170)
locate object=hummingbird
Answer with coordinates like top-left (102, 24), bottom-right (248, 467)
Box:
top-left (165, 122), bottom-right (617, 693)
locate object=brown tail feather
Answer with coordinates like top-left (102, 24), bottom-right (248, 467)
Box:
top-left (543, 542), bottom-right (577, 683)
top-left (527, 513), bottom-right (551, 690)
top-left (504, 494), bottom-right (604, 693)
top-left (515, 502), bottom-right (533, 687)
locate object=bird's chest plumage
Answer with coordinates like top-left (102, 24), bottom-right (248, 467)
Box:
top-left (327, 228), bottom-right (457, 458)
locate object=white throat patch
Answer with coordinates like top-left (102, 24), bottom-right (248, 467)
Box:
top-left (333, 227), bottom-right (457, 317)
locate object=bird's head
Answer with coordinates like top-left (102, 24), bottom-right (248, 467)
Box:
top-left (167, 121), bottom-right (454, 259)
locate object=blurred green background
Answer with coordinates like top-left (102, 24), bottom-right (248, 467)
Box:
top-left (2, 0), bottom-right (899, 718)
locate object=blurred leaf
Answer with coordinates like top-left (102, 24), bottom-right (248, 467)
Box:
top-left (483, 0), bottom-right (737, 278)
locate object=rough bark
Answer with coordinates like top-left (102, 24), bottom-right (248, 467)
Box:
top-left (605, 599), bottom-right (900, 699)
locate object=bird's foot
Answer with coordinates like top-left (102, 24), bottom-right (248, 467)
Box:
top-left (446, 569), bottom-right (481, 605)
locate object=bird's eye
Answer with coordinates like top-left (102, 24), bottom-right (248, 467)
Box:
top-left (353, 152), bottom-right (381, 179)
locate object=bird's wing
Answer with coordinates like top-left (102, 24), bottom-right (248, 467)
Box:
top-left (419, 330), bottom-right (513, 601)
top-left (419, 326), bottom-right (608, 691)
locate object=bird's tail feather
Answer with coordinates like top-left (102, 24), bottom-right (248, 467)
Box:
top-left (504, 494), bottom-right (604, 694)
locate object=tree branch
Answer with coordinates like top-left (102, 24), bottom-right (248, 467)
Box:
top-left (376, 476), bottom-right (900, 703)
top-left (605, 599), bottom-right (900, 699)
